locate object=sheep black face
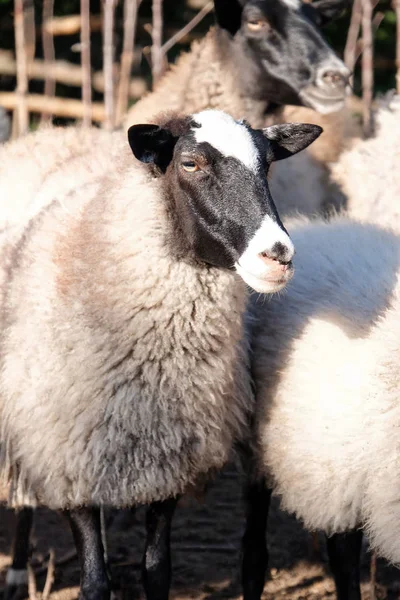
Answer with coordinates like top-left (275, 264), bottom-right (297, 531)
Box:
top-left (214, 0), bottom-right (350, 114)
top-left (129, 110), bottom-right (322, 293)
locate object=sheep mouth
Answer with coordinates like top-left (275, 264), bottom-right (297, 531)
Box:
top-left (299, 87), bottom-right (347, 114)
top-left (235, 262), bottom-right (294, 294)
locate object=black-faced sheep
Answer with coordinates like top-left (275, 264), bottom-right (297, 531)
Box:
top-left (125, 0), bottom-right (351, 215)
top-left (0, 0), bottom-right (349, 232)
top-left (0, 110), bottom-right (322, 600)
top-left (241, 213), bottom-right (400, 600)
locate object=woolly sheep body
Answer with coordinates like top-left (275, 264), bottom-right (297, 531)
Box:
top-left (248, 214), bottom-right (400, 563)
top-left (333, 94), bottom-right (400, 226)
top-left (0, 126), bottom-right (253, 510)
top-left (0, 126), bottom-right (119, 231)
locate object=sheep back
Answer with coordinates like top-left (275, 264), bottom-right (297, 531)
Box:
top-left (0, 126), bottom-right (119, 232)
top-left (248, 215), bottom-right (400, 559)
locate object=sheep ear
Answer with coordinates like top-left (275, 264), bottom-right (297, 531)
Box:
top-left (127, 124), bottom-right (177, 172)
top-left (311, 0), bottom-right (349, 25)
top-left (262, 123), bottom-right (323, 162)
top-left (214, 0), bottom-right (244, 36)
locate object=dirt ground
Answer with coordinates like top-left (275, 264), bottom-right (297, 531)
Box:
top-left (1, 464), bottom-right (400, 600)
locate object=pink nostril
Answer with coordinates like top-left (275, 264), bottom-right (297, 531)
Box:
top-left (321, 70), bottom-right (349, 86)
top-left (259, 251), bottom-right (291, 269)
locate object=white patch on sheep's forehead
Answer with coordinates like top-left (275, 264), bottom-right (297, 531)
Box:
top-left (235, 215), bottom-right (294, 291)
top-left (281, 0), bottom-right (301, 10)
top-left (192, 110), bottom-right (260, 173)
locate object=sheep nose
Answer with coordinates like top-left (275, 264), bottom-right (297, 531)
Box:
top-left (259, 241), bottom-right (294, 266)
top-left (319, 65), bottom-right (350, 89)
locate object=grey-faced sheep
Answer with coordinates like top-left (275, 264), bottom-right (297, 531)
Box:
top-left (125, 0), bottom-right (351, 216)
top-left (241, 213), bottom-right (400, 600)
top-left (0, 110), bottom-right (322, 600)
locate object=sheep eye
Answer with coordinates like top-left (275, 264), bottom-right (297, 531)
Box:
top-left (182, 161), bottom-right (199, 173)
top-left (247, 19), bottom-right (269, 31)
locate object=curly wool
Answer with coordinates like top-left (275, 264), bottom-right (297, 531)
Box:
top-left (0, 125), bottom-right (120, 231)
top-left (248, 213), bottom-right (400, 564)
top-left (0, 133), bottom-right (253, 510)
top-left (333, 93), bottom-right (400, 226)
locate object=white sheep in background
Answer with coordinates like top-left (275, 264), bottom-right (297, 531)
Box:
top-left (0, 110), bottom-right (321, 600)
top-left (241, 212), bottom-right (400, 600)
top-left (332, 93), bottom-right (400, 226)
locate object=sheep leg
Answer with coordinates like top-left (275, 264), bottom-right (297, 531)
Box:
top-left (241, 479), bottom-right (271, 600)
top-left (5, 507), bottom-right (34, 600)
top-left (142, 497), bottom-right (178, 600)
top-left (67, 506), bottom-right (111, 600)
top-left (326, 530), bottom-right (363, 600)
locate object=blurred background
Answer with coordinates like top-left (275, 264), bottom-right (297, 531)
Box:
top-left (0, 0), bottom-right (397, 138)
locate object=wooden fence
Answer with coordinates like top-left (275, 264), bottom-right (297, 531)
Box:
top-left (1, 0), bottom-right (400, 139)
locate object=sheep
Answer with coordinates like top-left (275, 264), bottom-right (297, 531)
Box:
top-left (240, 212), bottom-right (400, 600)
top-left (332, 92), bottom-right (400, 226)
top-left (0, 110), bottom-right (322, 600)
top-left (0, 125), bottom-right (127, 599)
top-left (0, 0), bottom-right (349, 231)
top-left (125, 0), bottom-right (351, 216)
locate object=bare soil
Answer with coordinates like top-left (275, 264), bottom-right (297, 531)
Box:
top-left (1, 465), bottom-right (400, 600)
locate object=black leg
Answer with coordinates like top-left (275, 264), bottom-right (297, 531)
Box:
top-left (5, 507), bottom-right (34, 600)
top-left (67, 507), bottom-right (111, 600)
top-left (242, 479), bottom-right (271, 600)
top-left (142, 497), bottom-right (178, 600)
top-left (326, 529), bottom-right (363, 600)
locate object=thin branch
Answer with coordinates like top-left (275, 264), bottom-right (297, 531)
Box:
top-left (41, 0), bottom-right (55, 124)
top-left (395, 0), bottom-right (400, 93)
top-left (13, 0), bottom-right (29, 136)
top-left (27, 564), bottom-right (37, 600)
top-left (0, 92), bottom-right (105, 121)
top-left (361, 0), bottom-right (374, 137)
top-left (80, 0), bottom-right (92, 127)
top-left (34, 549), bottom-right (77, 577)
top-left (42, 548), bottom-right (55, 600)
top-left (25, 0), bottom-right (36, 64)
top-left (151, 0), bottom-right (164, 87)
top-left (44, 14), bottom-right (103, 36)
top-left (161, 1), bottom-right (213, 55)
top-left (354, 10), bottom-right (384, 64)
top-left (116, 0), bottom-right (141, 126)
top-left (344, 0), bottom-right (362, 87)
top-left (0, 53), bottom-right (147, 98)
top-left (103, 0), bottom-right (117, 130)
